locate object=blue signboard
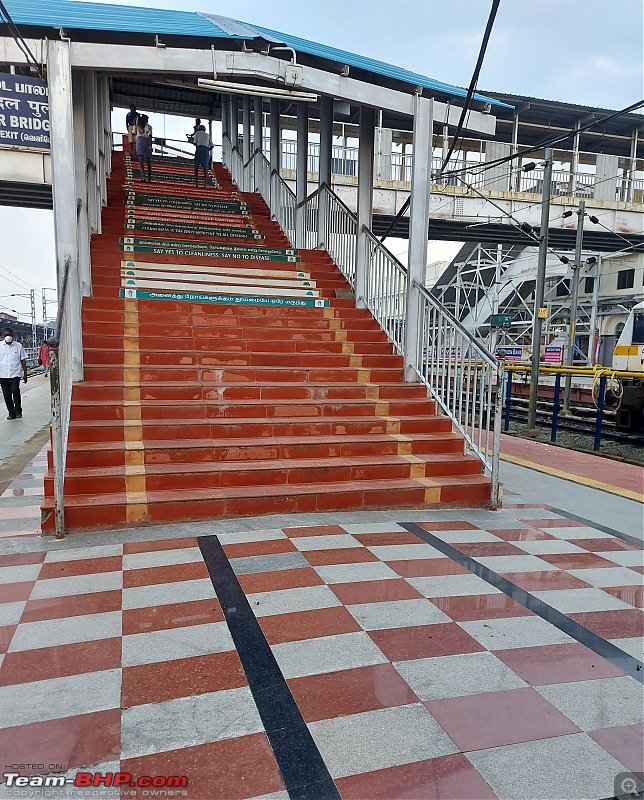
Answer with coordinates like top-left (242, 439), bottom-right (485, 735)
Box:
top-left (0, 73), bottom-right (49, 150)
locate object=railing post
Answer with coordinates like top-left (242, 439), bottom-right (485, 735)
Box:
top-left (551, 372), bottom-right (562, 442)
top-left (355, 106), bottom-right (375, 307)
top-left (404, 94), bottom-right (433, 381)
top-left (48, 342), bottom-right (65, 539)
top-left (490, 360), bottom-right (504, 509)
top-left (594, 374), bottom-right (606, 451)
top-left (504, 368), bottom-right (513, 431)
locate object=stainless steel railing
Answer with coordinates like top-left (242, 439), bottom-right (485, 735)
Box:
top-left (415, 282), bottom-right (503, 505)
top-left (221, 142), bottom-right (502, 507)
top-left (47, 254), bottom-right (78, 538)
top-left (362, 229), bottom-right (407, 354)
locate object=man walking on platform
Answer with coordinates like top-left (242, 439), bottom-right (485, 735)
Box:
top-left (0, 327), bottom-right (28, 420)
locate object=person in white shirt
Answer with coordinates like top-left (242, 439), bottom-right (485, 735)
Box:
top-left (189, 125), bottom-right (213, 187)
top-left (0, 327), bottom-right (28, 420)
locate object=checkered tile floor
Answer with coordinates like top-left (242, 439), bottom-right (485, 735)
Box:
top-left (0, 486), bottom-right (642, 799)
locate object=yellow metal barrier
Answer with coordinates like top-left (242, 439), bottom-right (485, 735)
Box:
top-left (501, 363), bottom-right (643, 380)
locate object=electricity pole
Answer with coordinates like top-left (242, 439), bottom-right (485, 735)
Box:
top-left (563, 201), bottom-right (585, 413)
top-left (527, 147), bottom-right (554, 432)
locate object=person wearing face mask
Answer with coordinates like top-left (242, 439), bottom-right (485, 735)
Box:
top-left (0, 327), bottom-right (28, 420)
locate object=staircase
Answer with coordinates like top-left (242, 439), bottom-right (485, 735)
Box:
top-left (42, 150), bottom-right (490, 531)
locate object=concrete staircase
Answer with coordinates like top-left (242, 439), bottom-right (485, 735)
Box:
top-left (42, 151), bottom-right (490, 531)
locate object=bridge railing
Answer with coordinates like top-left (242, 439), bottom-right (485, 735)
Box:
top-left (228, 145), bottom-right (502, 506)
top-left (47, 254), bottom-right (78, 538)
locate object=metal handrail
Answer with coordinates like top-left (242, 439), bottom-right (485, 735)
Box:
top-left (47, 254), bottom-right (74, 539)
top-left (221, 143), bottom-right (502, 506)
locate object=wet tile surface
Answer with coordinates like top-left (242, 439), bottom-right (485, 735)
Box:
top-left (0, 457), bottom-right (642, 798)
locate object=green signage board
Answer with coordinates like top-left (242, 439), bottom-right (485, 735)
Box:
top-left (124, 195), bottom-right (247, 212)
top-left (121, 246), bottom-right (300, 262)
top-left (489, 313), bottom-right (514, 329)
top-left (119, 288), bottom-right (329, 308)
top-left (119, 237), bottom-right (298, 256)
top-left (127, 220), bottom-right (263, 238)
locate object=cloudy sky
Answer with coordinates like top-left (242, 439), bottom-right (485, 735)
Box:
top-left (1, 0), bottom-right (642, 320)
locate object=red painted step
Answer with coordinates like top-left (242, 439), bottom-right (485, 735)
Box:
top-left (41, 152), bottom-right (491, 531)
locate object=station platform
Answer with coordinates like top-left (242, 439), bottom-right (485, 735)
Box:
top-left (0, 431), bottom-right (642, 799)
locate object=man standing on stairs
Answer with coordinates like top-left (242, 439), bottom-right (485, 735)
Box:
top-left (136, 115), bottom-right (153, 183)
top-left (126, 104), bottom-right (139, 155)
top-left (190, 124), bottom-right (213, 187)
top-left (0, 327), bottom-right (28, 420)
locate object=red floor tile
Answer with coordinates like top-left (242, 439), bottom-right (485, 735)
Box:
top-left (0, 581), bottom-right (34, 604)
top-left (369, 622), bottom-right (485, 661)
top-left (39, 556), bottom-right (122, 580)
top-left (123, 536), bottom-right (198, 554)
top-left (387, 559), bottom-right (470, 578)
top-left (425, 687), bottom-right (579, 751)
top-left (455, 542), bottom-right (526, 557)
top-left (495, 642), bottom-right (626, 685)
top-left (123, 598), bottom-right (224, 635)
top-left (238, 566), bottom-right (324, 594)
top-left (492, 528), bottom-right (557, 542)
top-left (0, 552), bottom-right (45, 568)
top-left (288, 663), bottom-right (419, 723)
top-left (589, 724), bottom-right (644, 773)
top-left (20, 590), bottom-right (122, 623)
top-left (122, 650), bottom-right (246, 707)
top-left (336, 752), bottom-right (498, 800)
top-left (123, 560), bottom-right (209, 588)
top-left (0, 709), bottom-right (120, 774)
top-left (603, 586), bottom-right (644, 608)
top-left (353, 531), bottom-right (424, 546)
top-left (431, 594), bottom-right (533, 622)
top-left (0, 638), bottom-right (121, 685)
top-left (501, 571), bottom-right (591, 591)
top-left (304, 547), bottom-right (378, 566)
top-left (259, 606), bottom-right (361, 645)
top-left (569, 610), bottom-right (644, 639)
top-left (573, 538), bottom-right (642, 553)
top-left (330, 579), bottom-right (424, 605)
top-left (122, 733), bottom-right (284, 800)
top-left (283, 524), bottom-right (348, 537)
top-left (539, 553), bottom-right (618, 569)
top-left (525, 519), bottom-right (585, 528)
top-left (0, 624), bottom-right (16, 654)
top-left (418, 521), bottom-right (480, 531)
top-left (223, 538), bottom-right (297, 559)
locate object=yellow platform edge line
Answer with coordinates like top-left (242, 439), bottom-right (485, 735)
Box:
top-left (499, 451), bottom-right (644, 503)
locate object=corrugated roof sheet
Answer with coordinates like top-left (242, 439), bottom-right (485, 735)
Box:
top-left (3, 0), bottom-right (227, 38)
top-left (238, 20), bottom-right (506, 107)
top-left (3, 0), bottom-right (509, 107)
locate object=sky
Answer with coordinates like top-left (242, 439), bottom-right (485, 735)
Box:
top-left (0, 0), bottom-right (642, 320)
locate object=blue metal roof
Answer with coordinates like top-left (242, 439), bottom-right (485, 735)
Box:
top-left (238, 21), bottom-right (506, 107)
top-left (4, 0), bottom-right (509, 107)
top-left (3, 0), bottom-right (227, 38)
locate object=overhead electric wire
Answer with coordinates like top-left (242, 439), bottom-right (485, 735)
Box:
top-left (441, 98), bottom-right (644, 181)
top-left (380, 0), bottom-right (502, 242)
top-left (0, 1), bottom-right (46, 79)
top-left (0, 264), bottom-right (35, 292)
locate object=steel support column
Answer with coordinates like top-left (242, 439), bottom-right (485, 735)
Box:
top-left (221, 94), bottom-right (230, 140)
top-left (72, 71), bottom-right (91, 298)
top-left (295, 101), bottom-right (309, 247)
top-left (269, 99), bottom-right (280, 173)
top-left (47, 40), bottom-right (83, 380)
top-left (355, 106), bottom-right (375, 308)
top-left (82, 70), bottom-right (99, 235)
top-left (404, 95), bottom-right (433, 381)
top-left (230, 95), bottom-right (239, 149)
top-left (317, 95), bottom-right (333, 248)
top-left (253, 96), bottom-right (263, 155)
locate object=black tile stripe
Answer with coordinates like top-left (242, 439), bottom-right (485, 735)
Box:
top-left (549, 507), bottom-right (643, 549)
top-left (198, 535), bottom-right (340, 800)
top-left (400, 522), bottom-right (644, 684)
